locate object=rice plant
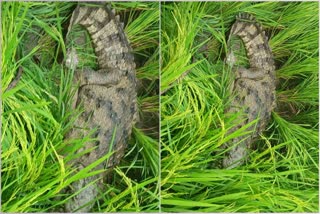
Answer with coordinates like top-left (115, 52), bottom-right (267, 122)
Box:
top-left (161, 1), bottom-right (318, 212)
top-left (1, 1), bottom-right (159, 212)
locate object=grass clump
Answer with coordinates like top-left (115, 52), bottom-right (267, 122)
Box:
top-left (161, 1), bottom-right (318, 212)
top-left (1, 1), bottom-right (159, 212)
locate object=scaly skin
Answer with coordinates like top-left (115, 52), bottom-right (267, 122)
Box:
top-left (222, 13), bottom-right (276, 169)
top-left (64, 3), bottom-right (137, 212)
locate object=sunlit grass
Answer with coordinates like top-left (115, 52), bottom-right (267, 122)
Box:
top-left (1, 1), bottom-right (159, 212)
top-left (161, 1), bottom-right (318, 212)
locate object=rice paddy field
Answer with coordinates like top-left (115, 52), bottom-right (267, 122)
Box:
top-left (1, 1), bottom-right (159, 212)
top-left (161, 1), bottom-right (318, 212)
top-left (1, 1), bottom-right (319, 213)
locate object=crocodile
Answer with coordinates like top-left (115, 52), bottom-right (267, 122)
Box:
top-left (222, 13), bottom-right (276, 169)
top-left (64, 3), bottom-right (137, 212)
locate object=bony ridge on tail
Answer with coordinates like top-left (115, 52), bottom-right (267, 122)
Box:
top-left (222, 13), bottom-right (276, 169)
top-left (64, 3), bottom-right (138, 212)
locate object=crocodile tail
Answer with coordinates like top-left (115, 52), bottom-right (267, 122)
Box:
top-left (67, 4), bottom-right (135, 71)
top-left (228, 12), bottom-right (274, 71)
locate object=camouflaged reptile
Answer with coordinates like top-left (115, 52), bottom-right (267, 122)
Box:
top-left (64, 3), bottom-right (137, 212)
top-left (222, 13), bottom-right (276, 169)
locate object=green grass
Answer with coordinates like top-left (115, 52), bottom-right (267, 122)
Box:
top-left (1, 1), bottom-right (159, 212)
top-left (161, 1), bottom-right (318, 212)
top-left (2, 1), bottom-right (319, 213)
